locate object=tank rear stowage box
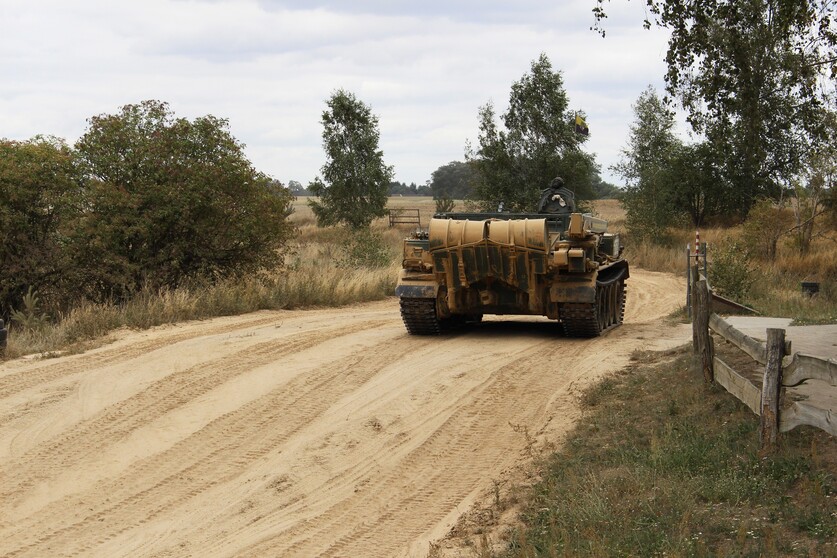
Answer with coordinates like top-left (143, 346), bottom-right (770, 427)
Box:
top-left (395, 192), bottom-right (628, 337)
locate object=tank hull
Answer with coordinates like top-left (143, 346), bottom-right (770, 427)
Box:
top-left (396, 212), bottom-right (628, 337)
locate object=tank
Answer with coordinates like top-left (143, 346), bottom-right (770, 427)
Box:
top-left (395, 186), bottom-right (628, 337)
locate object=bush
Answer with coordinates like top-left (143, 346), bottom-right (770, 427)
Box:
top-left (71, 100), bottom-right (296, 301)
top-left (0, 137), bottom-right (79, 318)
top-left (709, 240), bottom-right (755, 302)
top-left (335, 228), bottom-right (394, 269)
top-left (434, 196), bottom-right (456, 213)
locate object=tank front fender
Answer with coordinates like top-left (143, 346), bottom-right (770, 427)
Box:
top-left (396, 269), bottom-right (440, 299)
top-left (550, 277), bottom-right (596, 303)
top-left (395, 284), bottom-right (439, 299)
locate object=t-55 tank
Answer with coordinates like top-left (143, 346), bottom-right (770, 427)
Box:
top-left (395, 182), bottom-right (628, 337)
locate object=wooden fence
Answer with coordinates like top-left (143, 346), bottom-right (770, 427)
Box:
top-left (388, 208), bottom-right (421, 228)
top-left (691, 271), bottom-right (836, 454)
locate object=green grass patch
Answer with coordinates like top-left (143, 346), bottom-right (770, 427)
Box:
top-left (498, 349), bottom-right (837, 557)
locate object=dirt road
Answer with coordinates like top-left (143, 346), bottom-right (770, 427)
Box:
top-left (0, 269), bottom-right (687, 557)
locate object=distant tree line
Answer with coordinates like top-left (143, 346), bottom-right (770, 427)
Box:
top-left (388, 181), bottom-right (430, 196)
top-left (0, 100), bottom-right (295, 320)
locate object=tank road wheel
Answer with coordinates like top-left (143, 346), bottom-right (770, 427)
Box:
top-left (399, 298), bottom-right (443, 335)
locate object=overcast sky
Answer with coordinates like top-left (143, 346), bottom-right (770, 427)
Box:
top-left (1, 0), bottom-right (678, 188)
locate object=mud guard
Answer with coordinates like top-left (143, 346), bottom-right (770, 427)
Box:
top-left (395, 284), bottom-right (439, 299)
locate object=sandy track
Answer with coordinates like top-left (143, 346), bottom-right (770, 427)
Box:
top-left (0, 269), bottom-right (687, 557)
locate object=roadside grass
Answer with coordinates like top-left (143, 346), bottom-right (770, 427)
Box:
top-left (494, 348), bottom-right (837, 557)
top-left (2, 197), bottom-right (447, 358)
top-left (621, 223), bottom-right (837, 324)
top-left (2, 215), bottom-right (404, 358)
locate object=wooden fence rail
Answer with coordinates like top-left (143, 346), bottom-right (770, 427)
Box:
top-left (691, 270), bottom-right (836, 454)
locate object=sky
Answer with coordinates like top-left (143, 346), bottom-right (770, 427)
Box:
top-left (0, 0), bottom-right (678, 188)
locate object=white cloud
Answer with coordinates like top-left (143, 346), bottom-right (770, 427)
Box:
top-left (0, 0), bottom-right (681, 188)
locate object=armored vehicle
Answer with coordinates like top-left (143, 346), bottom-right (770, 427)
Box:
top-left (395, 185), bottom-right (628, 337)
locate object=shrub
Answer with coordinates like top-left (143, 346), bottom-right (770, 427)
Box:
top-left (709, 240), bottom-right (755, 302)
top-left (71, 100), bottom-right (296, 301)
top-left (434, 196), bottom-right (456, 213)
top-left (335, 228), bottom-right (394, 269)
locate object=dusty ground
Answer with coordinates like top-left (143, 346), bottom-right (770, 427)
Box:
top-left (0, 269), bottom-right (689, 558)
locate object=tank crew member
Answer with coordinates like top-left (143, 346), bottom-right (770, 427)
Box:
top-left (537, 176), bottom-right (576, 214)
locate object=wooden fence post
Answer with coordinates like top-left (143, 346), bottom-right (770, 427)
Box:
top-left (759, 328), bottom-right (786, 456)
top-left (691, 270), bottom-right (714, 383)
top-left (686, 245), bottom-right (692, 319)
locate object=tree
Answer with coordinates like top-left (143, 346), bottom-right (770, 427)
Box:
top-left (595, 0), bottom-right (837, 217)
top-left (613, 87), bottom-right (681, 239)
top-left (308, 90), bottom-right (394, 229)
top-left (467, 54), bottom-right (596, 211)
top-left (73, 100), bottom-right (295, 300)
top-left (667, 141), bottom-right (730, 227)
top-left (791, 110), bottom-right (837, 252)
top-left (429, 161), bottom-right (474, 199)
top-left (0, 137), bottom-right (79, 316)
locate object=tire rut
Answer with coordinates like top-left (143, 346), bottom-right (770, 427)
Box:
top-left (0, 319), bottom-right (390, 512)
top-left (236, 338), bottom-right (571, 557)
top-left (0, 324), bottom-right (426, 557)
top-left (0, 314), bottom-right (284, 400)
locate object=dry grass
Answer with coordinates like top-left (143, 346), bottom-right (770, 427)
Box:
top-left (3, 204), bottom-right (410, 358)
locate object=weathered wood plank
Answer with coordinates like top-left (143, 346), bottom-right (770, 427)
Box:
top-left (692, 276), bottom-right (714, 383)
top-left (708, 313), bottom-right (768, 364)
top-left (781, 401), bottom-right (836, 437)
top-left (783, 353), bottom-right (837, 387)
top-left (759, 328), bottom-right (785, 455)
top-left (714, 356), bottom-right (762, 415)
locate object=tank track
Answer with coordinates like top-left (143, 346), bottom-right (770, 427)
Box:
top-left (399, 298), bottom-right (443, 335)
top-left (561, 273), bottom-right (627, 338)
top-left (399, 299), bottom-right (481, 335)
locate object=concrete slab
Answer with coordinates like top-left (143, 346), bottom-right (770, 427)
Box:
top-left (723, 316), bottom-right (837, 359)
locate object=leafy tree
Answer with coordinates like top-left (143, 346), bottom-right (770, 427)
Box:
top-left (0, 136), bottom-right (79, 317)
top-left (73, 100), bottom-right (295, 300)
top-left (667, 141), bottom-right (730, 227)
top-left (429, 161), bottom-right (474, 199)
top-left (613, 87), bottom-right (681, 239)
top-left (467, 54), bottom-right (596, 211)
top-left (308, 90), bottom-right (394, 229)
top-left (388, 181), bottom-right (420, 196)
top-left (791, 111), bottom-right (836, 252)
top-left (742, 197), bottom-right (794, 261)
top-left (595, 0), bottom-right (837, 217)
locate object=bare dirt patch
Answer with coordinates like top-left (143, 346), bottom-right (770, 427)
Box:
top-left (0, 269), bottom-right (688, 557)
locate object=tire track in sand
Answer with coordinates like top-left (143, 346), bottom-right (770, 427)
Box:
top-left (0, 323), bottom-right (426, 557)
top-left (0, 319), bottom-right (391, 513)
top-left (239, 337), bottom-right (592, 557)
